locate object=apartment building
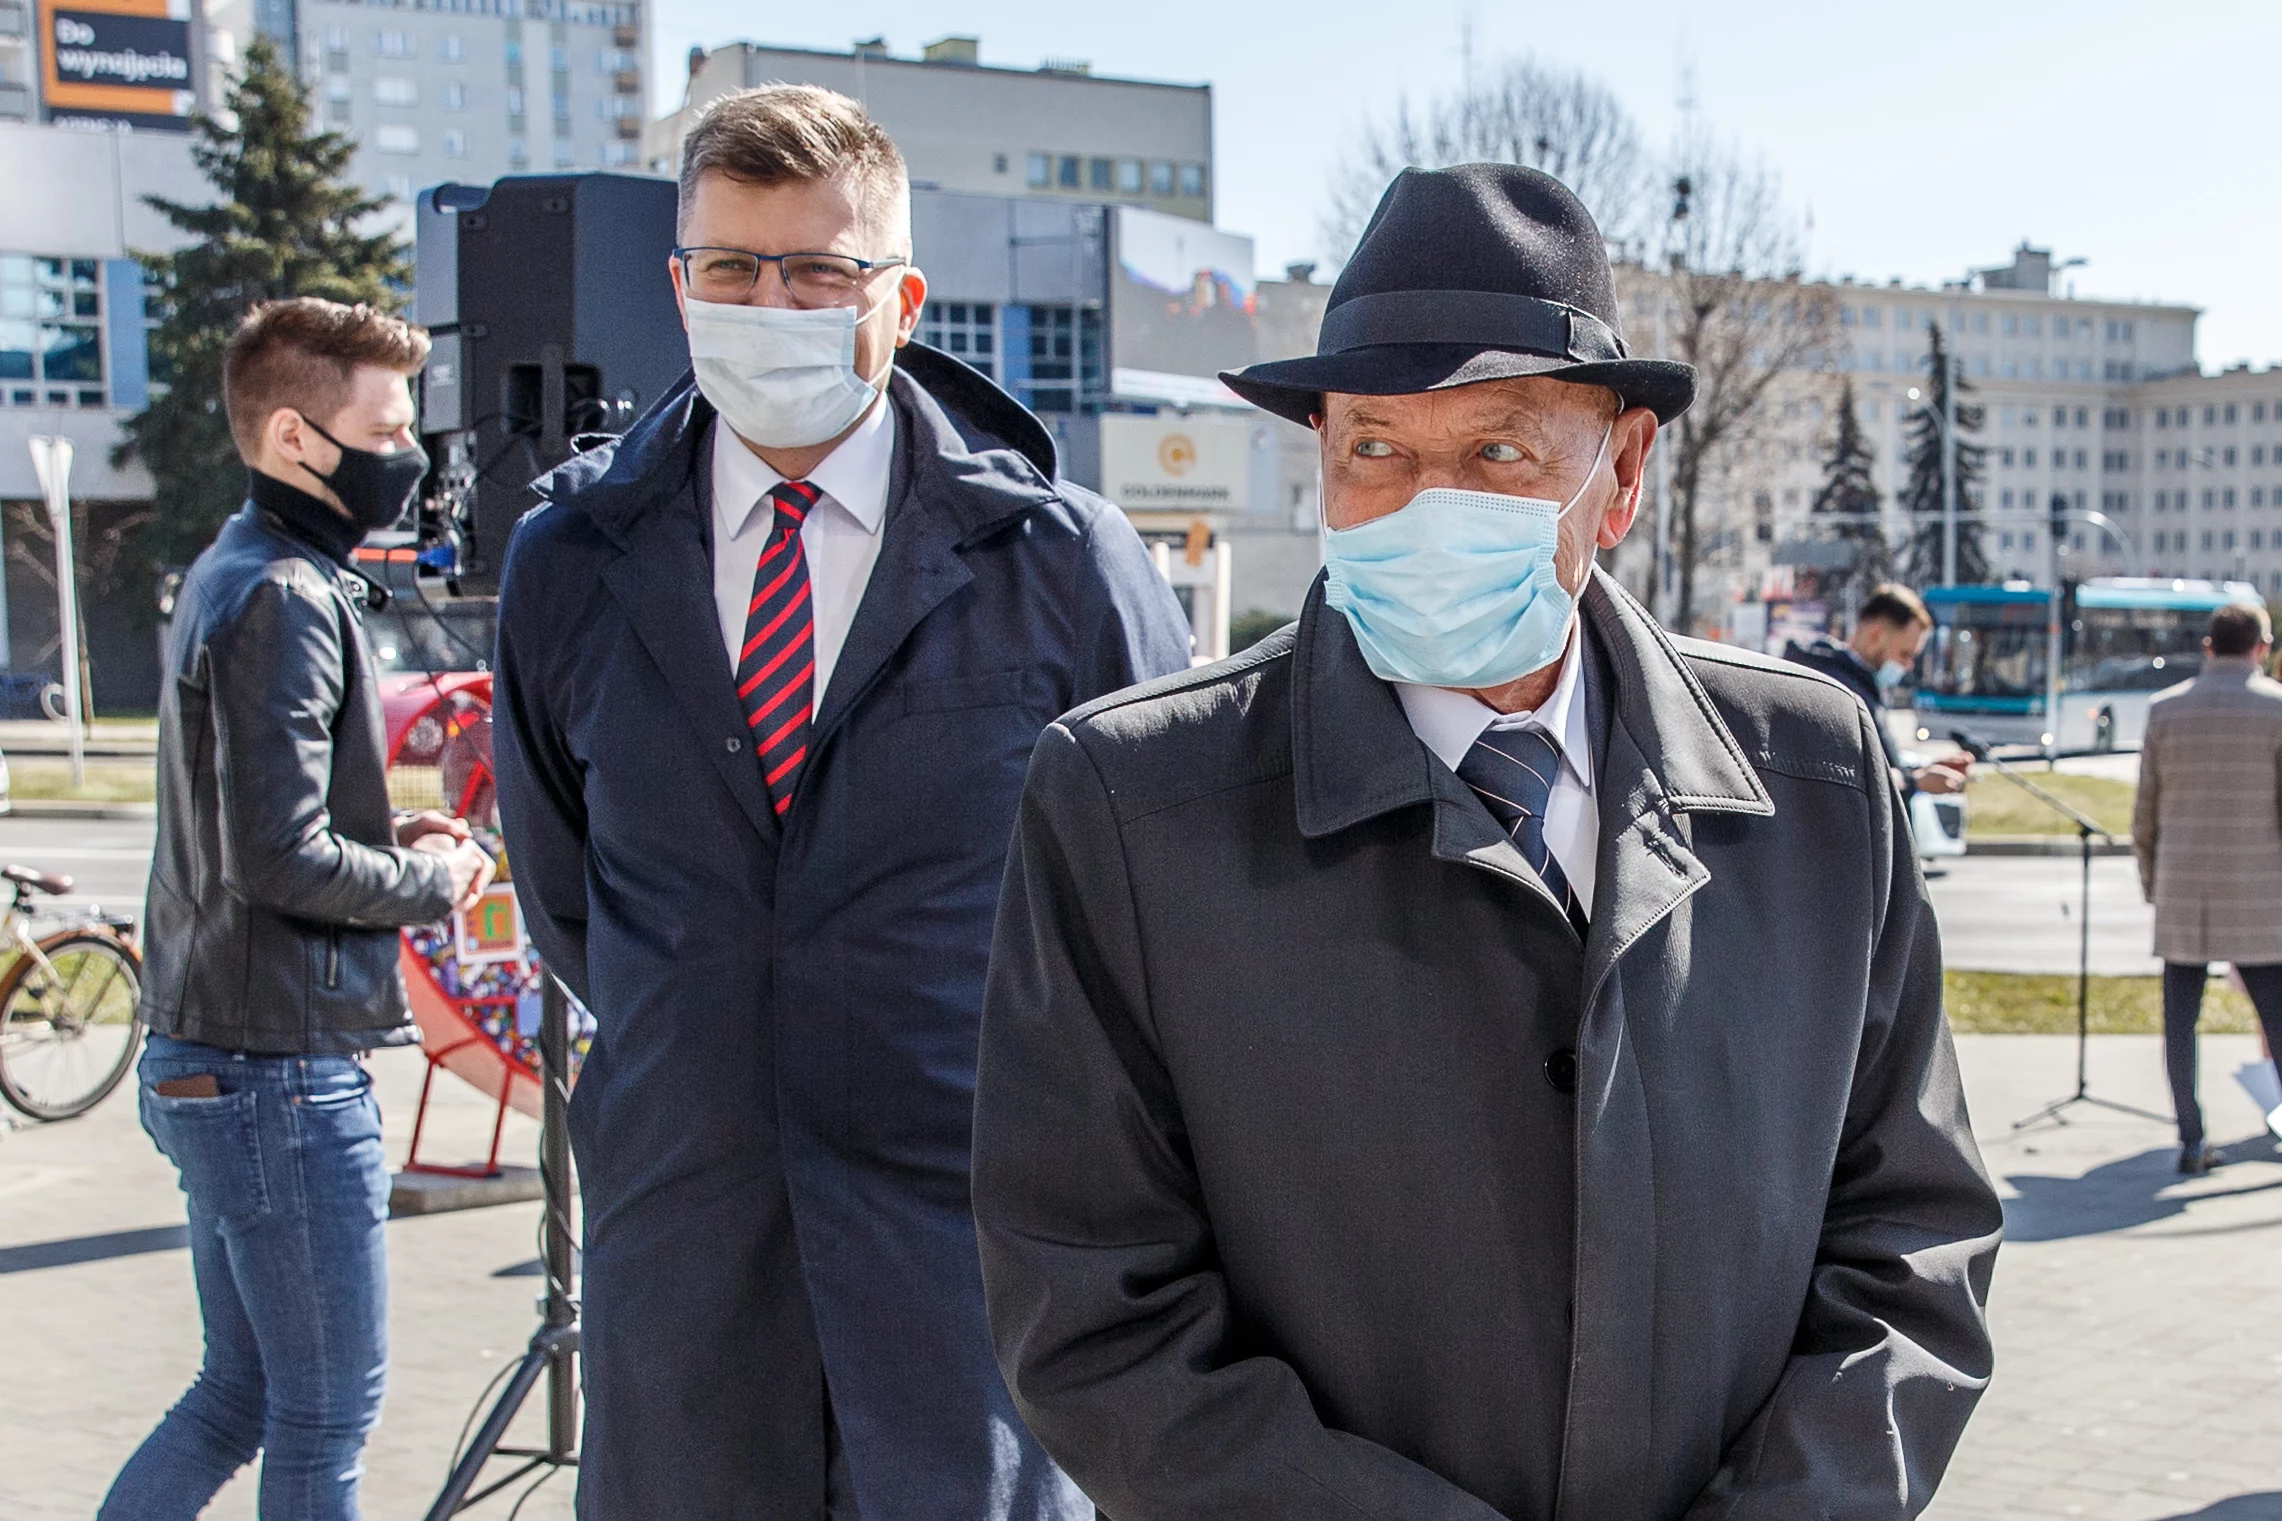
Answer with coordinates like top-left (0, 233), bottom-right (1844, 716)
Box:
top-left (192, 0), bottom-right (648, 226)
top-left (1586, 245), bottom-right (2282, 628)
top-left (647, 36), bottom-right (1213, 225)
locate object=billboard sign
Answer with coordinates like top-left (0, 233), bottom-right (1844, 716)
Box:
top-left (41, 0), bottom-right (196, 133)
top-left (1099, 412), bottom-right (1254, 516)
top-left (1109, 205), bottom-right (1255, 403)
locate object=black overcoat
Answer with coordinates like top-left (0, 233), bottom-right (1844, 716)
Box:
top-left (491, 347), bottom-right (1191, 1518)
top-left (974, 571), bottom-right (2003, 1520)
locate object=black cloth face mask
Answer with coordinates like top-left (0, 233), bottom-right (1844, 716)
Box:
top-left (297, 416), bottom-right (430, 532)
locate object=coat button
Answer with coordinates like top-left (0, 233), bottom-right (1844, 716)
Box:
top-left (726, 737), bottom-right (742, 753)
top-left (1544, 1048), bottom-right (1578, 1095)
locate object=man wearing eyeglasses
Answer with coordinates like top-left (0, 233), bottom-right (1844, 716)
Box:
top-left (491, 84), bottom-right (1189, 1518)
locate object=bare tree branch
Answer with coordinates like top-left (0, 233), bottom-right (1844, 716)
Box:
top-left (1321, 57), bottom-right (1652, 261)
top-left (1644, 140), bottom-right (1836, 631)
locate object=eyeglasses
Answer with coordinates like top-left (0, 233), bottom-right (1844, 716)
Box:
top-left (672, 246), bottom-right (908, 307)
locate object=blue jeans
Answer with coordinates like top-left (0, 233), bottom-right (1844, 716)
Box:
top-left (100, 1034), bottom-right (391, 1521)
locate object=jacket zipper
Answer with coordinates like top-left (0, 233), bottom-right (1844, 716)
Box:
top-left (325, 929), bottom-right (341, 990)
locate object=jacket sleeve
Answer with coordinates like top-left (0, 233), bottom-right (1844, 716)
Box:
top-left (1074, 505), bottom-right (1194, 701)
top-left (208, 575), bottom-right (456, 928)
top-left (973, 723), bottom-right (1509, 1521)
top-left (1684, 706), bottom-right (2002, 1520)
top-left (491, 513), bottom-right (594, 1008)
top-left (2133, 710), bottom-right (2162, 901)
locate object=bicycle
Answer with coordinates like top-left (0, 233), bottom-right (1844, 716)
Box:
top-left (0, 866), bottom-right (144, 1122)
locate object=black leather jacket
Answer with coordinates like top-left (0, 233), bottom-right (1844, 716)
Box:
top-left (141, 487), bottom-right (456, 1054)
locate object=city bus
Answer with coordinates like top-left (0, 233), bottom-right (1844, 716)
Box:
top-left (1911, 577), bottom-right (2263, 752)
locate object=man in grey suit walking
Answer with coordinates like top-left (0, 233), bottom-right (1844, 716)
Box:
top-left (2132, 601), bottom-right (2282, 1174)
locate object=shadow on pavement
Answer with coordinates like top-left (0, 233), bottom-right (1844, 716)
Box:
top-left (2004, 1134), bottom-right (2282, 1242)
top-left (2149, 1496), bottom-right (2282, 1519)
top-left (0, 1224), bottom-right (188, 1274)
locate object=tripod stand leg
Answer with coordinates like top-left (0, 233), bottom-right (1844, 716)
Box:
top-left (425, 1336), bottom-right (553, 1521)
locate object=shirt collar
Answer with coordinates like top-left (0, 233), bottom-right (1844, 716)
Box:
top-left (711, 391), bottom-right (896, 541)
top-left (1393, 620), bottom-right (1594, 792)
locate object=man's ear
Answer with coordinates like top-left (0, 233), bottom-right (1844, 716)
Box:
top-left (668, 255), bottom-right (690, 330)
top-left (892, 266), bottom-right (928, 348)
top-left (269, 406), bottom-right (310, 464)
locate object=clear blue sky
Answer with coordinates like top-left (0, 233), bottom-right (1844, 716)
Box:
top-left (650, 0), bottom-right (2282, 370)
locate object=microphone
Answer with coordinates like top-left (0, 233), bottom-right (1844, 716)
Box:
top-left (1947, 729), bottom-right (1992, 762)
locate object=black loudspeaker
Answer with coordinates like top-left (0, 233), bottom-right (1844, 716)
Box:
top-left (415, 173), bottom-right (684, 591)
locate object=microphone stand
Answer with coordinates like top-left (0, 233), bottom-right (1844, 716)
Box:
top-left (426, 975), bottom-right (580, 1516)
top-left (1955, 733), bottom-right (2171, 1130)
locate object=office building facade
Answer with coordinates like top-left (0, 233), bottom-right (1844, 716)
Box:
top-left (649, 37), bottom-right (1212, 225)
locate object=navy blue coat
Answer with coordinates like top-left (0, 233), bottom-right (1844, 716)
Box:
top-left (491, 346), bottom-right (1191, 1519)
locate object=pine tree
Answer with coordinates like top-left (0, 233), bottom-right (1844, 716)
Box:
top-left (1809, 378), bottom-right (1889, 602)
top-left (1899, 325), bottom-right (1990, 586)
top-left (117, 36), bottom-right (410, 567)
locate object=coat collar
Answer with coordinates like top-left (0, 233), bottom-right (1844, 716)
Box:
top-left (1291, 565), bottom-right (1771, 841)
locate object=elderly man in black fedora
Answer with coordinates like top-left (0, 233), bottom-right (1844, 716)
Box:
top-left (972, 163), bottom-right (2001, 1520)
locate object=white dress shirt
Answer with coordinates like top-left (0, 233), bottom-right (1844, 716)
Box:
top-left (1394, 623), bottom-right (1598, 915)
top-left (710, 396), bottom-right (895, 703)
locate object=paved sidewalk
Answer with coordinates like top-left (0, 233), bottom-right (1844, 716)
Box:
top-left (1932, 1034), bottom-right (2282, 1521)
top-left (0, 1047), bottom-right (573, 1520)
top-left (4, 1033), bottom-right (2279, 1517)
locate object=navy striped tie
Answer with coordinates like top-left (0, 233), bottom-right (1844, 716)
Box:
top-left (1456, 727), bottom-right (1588, 937)
top-left (735, 479), bottom-right (819, 817)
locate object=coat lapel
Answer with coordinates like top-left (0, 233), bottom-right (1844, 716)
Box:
top-left (808, 370), bottom-right (1056, 754)
top-left (594, 424), bottom-right (784, 845)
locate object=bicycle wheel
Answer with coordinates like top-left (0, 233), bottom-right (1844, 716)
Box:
top-left (0, 932), bottom-right (144, 1121)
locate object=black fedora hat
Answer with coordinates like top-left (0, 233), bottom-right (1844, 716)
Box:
top-left (1223, 163), bottom-right (1695, 426)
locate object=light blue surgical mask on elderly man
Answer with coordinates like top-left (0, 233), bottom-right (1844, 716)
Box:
top-left (1322, 422), bottom-right (1613, 689)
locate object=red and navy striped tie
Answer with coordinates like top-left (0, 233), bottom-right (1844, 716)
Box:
top-left (736, 479), bottom-right (819, 816)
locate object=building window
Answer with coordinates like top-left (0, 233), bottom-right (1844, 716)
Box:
top-left (993, 153), bottom-right (1008, 174)
top-left (553, 140), bottom-right (575, 168)
top-left (377, 29), bottom-right (412, 57)
top-left (374, 75), bottom-right (417, 106)
top-left (441, 33), bottom-right (464, 61)
top-left (374, 123), bottom-right (419, 154)
top-left (1016, 304), bottom-right (1101, 413)
top-left (1026, 152), bottom-right (1049, 188)
top-left (603, 141), bottom-right (635, 166)
top-left (508, 139), bottom-right (529, 168)
top-left (918, 301), bottom-right (996, 379)
top-left (1148, 160), bottom-right (1174, 196)
top-left (443, 128), bottom-right (467, 157)
top-left (1088, 157), bottom-right (1112, 191)
top-left (1057, 155), bottom-right (1080, 189)
top-left (1178, 162), bottom-right (1206, 198)
top-left (0, 254), bottom-right (106, 407)
top-left (2225, 488), bottom-right (2238, 508)
top-left (1117, 158), bottom-right (1142, 194)
top-left (505, 86), bottom-right (524, 115)
top-left (2224, 403), bottom-right (2239, 424)
top-left (443, 81), bottom-right (466, 109)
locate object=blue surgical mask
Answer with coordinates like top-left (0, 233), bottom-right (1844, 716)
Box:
top-left (1322, 424), bottom-right (1612, 689)
top-left (1875, 658), bottom-right (1910, 690)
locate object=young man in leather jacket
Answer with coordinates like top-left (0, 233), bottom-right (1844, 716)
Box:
top-left (103, 298), bottom-right (492, 1521)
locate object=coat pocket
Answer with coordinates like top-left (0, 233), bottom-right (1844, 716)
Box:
top-left (900, 668), bottom-right (1047, 717)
